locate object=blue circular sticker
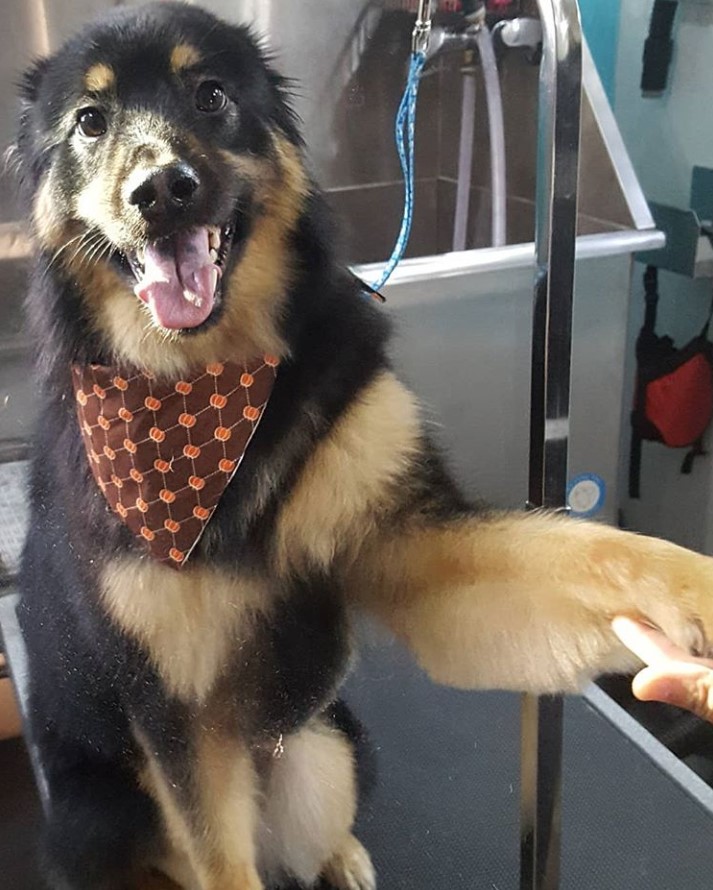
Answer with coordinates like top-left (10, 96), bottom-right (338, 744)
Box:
top-left (567, 473), bottom-right (606, 519)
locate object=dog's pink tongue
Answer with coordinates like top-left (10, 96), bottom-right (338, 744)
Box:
top-left (134, 228), bottom-right (218, 330)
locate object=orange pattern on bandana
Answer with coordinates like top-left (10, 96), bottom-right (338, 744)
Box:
top-left (71, 356), bottom-right (279, 568)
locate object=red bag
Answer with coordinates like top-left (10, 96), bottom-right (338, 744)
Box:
top-left (629, 266), bottom-right (713, 498)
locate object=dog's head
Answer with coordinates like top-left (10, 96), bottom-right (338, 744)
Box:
top-left (17, 2), bottom-right (311, 374)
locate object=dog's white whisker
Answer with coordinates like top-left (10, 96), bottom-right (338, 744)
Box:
top-left (68, 231), bottom-right (100, 268)
top-left (84, 234), bottom-right (111, 268)
top-left (45, 231), bottom-right (88, 272)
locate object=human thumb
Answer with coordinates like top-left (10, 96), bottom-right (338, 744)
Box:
top-left (632, 663), bottom-right (713, 722)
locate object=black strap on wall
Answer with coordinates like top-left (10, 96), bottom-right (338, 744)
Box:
top-left (641, 0), bottom-right (679, 96)
top-left (629, 266), bottom-right (659, 499)
top-left (681, 293), bottom-right (713, 474)
top-left (642, 264), bottom-right (659, 334)
top-left (629, 412), bottom-right (645, 498)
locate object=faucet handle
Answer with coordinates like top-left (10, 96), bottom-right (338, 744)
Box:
top-left (494, 16), bottom-right (543, 61)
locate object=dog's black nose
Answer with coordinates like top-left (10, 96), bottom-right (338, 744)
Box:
top-left (128, 163), bottom-right (200, 220)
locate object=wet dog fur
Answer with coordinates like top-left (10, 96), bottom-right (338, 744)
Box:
top-left (14, 4), bottom-right (713, 889)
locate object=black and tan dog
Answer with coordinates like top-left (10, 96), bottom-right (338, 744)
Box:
top-left (13, 3), bottom-right (713, 889)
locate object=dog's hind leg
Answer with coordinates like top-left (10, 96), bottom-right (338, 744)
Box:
top-left (320, 835), bottom-right (376, 890)
top-left (258, 716), bottom-right (375, 890)
top-left (39, 745), bottom-right (164, 890)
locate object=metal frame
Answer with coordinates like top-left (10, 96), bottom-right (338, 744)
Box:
top-left (583, 682), bottom-right (713, 816)
top-left (0, 591), bottom-right (50, 811)
top-left (580, 41), bottom-right (655, 234)
top-left (520, 2), bottom-right (582, 889)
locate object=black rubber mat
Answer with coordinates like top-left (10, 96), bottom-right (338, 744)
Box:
top-left (344, 627), bottom-right (713, 889)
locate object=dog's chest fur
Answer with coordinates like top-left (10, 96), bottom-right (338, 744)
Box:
top-left (100, 554), bottom-right (352, 740)
top-left (101, 558), bottom-right (272, 704)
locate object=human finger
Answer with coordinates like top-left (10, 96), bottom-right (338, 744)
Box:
top-left (631, 662), bottom-right (713, 721)
top-left (611, 616), bottom-right (710, 667)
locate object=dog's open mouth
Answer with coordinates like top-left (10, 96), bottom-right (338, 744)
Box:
top-left (127, 223), bottom-right (233, 331)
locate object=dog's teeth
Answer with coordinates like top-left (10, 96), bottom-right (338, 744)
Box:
top-left (210, 248), bottom-right (218, 262)
top-left (208, 229), bottom-right (221, 250)
top-left (209, 267), bottom-right (219, 292)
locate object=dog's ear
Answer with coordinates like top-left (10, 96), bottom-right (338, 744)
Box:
top-left (236, 25), bottom-right (303, 146)
top-left (266, 69), bottom-right (302, 146)
top-left (19, 56), bottom-right (51, 104)
top-left (14, 57), bottom-right (52, 190)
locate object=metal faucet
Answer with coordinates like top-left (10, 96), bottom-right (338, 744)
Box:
top-left (425, 25), bottom-right (481, 63)
top-left (426, 15), bottom-right (542, 65)
top-left (422, 2), bottom-right (486, 64)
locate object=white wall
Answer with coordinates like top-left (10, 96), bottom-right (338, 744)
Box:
top-left (616, 0), bottom-right (713, 208)
top-left (614, 0), bottom-right (713, 551)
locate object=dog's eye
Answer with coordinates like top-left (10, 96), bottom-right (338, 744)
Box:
top-left (195, 81), bottom-right (227, 114)
top-left (76, 107), bottom-right (107, 138)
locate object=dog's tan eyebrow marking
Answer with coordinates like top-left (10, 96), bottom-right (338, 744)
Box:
top-left (84, 63), bottom-right (115, 93)
top-left (170, 44), bottom-right (201, 73)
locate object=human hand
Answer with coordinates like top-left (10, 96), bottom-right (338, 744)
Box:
top-left (612, 616), bottom-right (713, 722)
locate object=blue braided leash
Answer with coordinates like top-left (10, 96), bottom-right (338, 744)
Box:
top-left (370, 51), bottom-right (427, 293)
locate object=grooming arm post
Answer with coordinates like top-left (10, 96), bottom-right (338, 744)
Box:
top-left (521, 2), bottom-right (582, 889)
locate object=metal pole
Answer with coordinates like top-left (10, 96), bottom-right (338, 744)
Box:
top-left (521, 2), bottom-right (582, 889)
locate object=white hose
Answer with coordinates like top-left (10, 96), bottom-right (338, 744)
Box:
top-left (452, 69), bottom-right (477, 252)
top-left (475, 25), bottom-right (508, 248)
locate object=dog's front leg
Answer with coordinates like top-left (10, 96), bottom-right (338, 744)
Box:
top-left (138, 729), bottom-right (263, 890)
top-left (347, 511), bottom-right (713, 694)
top-left (272, 371), bottom-right (713, 695)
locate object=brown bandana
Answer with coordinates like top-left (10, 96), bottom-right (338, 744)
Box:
top-left (71, 356), bottom-right (279, 568)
